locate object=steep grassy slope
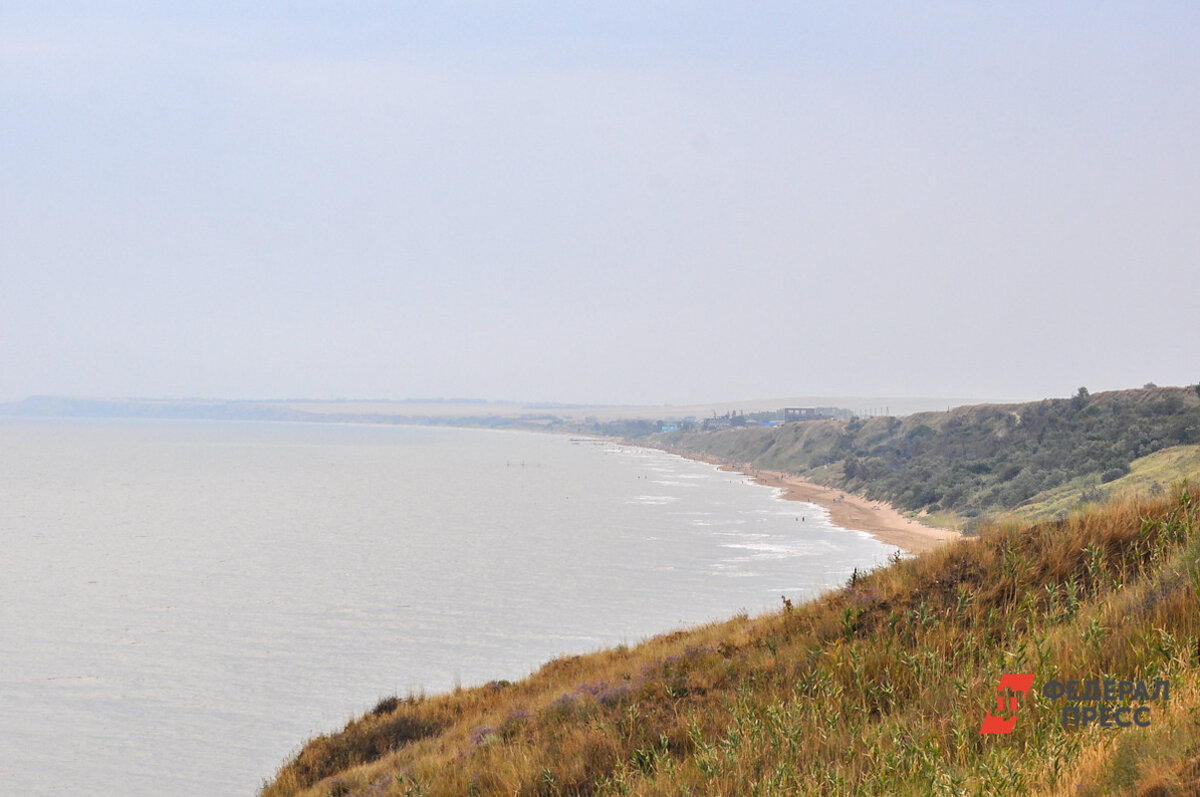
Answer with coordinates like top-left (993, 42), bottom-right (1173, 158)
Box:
top-left (659, 386), bottom-right (1200, 524)
top-left (262, 488), bottom-right (1200, 796)
top-left (1012, 445), bottom-right (1200, 523)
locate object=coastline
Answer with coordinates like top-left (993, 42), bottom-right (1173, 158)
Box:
top-left (663, 449), bottom-right (960, 554)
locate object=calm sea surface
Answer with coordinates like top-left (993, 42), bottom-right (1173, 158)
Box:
top-left (0, 419), bottom-right (895, 795)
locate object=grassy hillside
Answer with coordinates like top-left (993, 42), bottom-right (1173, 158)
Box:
top-left (1012, 445), bottom-right (1200, 523)
top-left (659, 386), bottom-right (1200, 527)
top-left (261, 487), bottom-right (1200, 796)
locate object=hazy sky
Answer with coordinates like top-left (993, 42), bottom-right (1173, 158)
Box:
top-left (3, 2), bottom-right (1197, 405)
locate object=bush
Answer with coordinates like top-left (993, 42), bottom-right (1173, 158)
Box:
top-left (842, 455), bottom-right (859, 479)
top-left (1101, 465), bottom-right (1130, 483)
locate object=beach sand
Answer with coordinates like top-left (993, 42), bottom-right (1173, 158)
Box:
top-left (669, 451), bottom-right (959, 554)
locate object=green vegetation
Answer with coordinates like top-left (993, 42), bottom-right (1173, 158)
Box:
top-left (262, 488), bottom-right (1200, 796)
top-left (658, 386), bottom-right (1200, 527)
top-left (246, 385), bottom-right (1200, 795)
top-left (1010, 445), bottom-right (1200, 523)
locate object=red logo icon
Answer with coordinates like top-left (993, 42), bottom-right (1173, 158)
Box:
top-left (980, 673), bottom-right (1035, 734)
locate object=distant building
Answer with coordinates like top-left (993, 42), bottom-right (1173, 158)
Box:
top-left (783, 407), bottom-right (825, 422)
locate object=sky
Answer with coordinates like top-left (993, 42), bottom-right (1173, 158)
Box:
top-left (2, 2), bottom-right (1198, 406)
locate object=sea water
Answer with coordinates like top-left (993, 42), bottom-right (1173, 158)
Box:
top-left (0, 419), bottom-right (894, 795)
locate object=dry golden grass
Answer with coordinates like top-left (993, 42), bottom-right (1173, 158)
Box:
top-left (262, 487), bottom-right (1200, 797)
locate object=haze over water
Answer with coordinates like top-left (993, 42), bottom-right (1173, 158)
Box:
top-left (0, 419), bottom-right (894, 795)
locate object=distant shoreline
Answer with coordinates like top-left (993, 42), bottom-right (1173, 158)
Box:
top-left (1, 409), bottom-right (958, 552)
top-left (660, 448), bottom-right (960, 554)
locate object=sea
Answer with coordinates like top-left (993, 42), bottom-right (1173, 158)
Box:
top-left (0, 418), bottom-right (896, 795)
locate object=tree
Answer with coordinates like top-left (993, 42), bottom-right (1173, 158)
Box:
top-left (843, 455), bottom-right (859, 479)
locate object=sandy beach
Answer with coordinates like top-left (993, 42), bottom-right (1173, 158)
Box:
top-left (667, 451), bottom-right (959, 554)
